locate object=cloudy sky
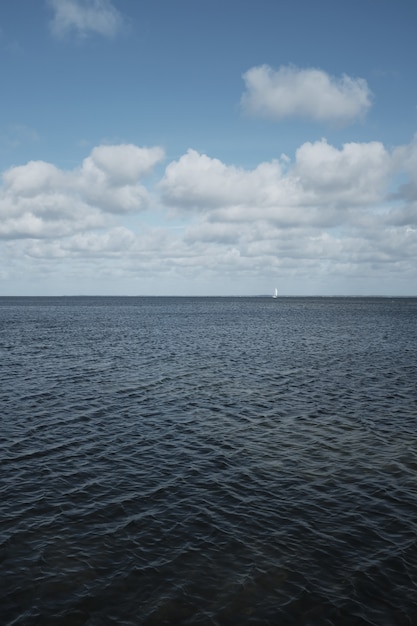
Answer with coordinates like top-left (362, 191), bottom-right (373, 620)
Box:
top-left (1, 0), bottom-right (417, 296)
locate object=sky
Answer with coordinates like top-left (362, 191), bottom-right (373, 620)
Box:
top-left (1, 0), bottom-right (417, 296)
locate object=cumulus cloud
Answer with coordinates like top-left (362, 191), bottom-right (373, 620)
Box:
top-left (241, 64), bottom-right (372, 124)
top-left (293, 139), bottom-right (391, 205)
top-left (159, 149), bottom-right (298, 211)
top-left (85, 145), bottom-right (165, 185)
top-left (25, 226), bottom-right (137, 258)
top-left (78, 144), bottom-right (164, 212)
top-left (47, 0), bottom-right (125, 39)
top-left (153, 138), bottom-right (415, 292)
top-left (0, 143), bottom-right (164, 239)
top-left (3, 161), bottom-right (64, 198)
top-left (159, 140), bottom-right (391, 225)
top-left (2, 138), bottom-right (417, 294)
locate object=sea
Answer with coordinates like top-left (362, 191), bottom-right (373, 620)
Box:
top-left (1, 296), bottom-right (417, 626)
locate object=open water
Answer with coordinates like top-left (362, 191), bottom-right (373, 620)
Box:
top-left (1, 296), bottom-right (417, 625)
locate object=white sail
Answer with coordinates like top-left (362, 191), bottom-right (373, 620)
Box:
top-left (273, 288), bottom-right (278, 298)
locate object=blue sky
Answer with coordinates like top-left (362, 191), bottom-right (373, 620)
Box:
top-left (1, 0), bottom-right (417, 295)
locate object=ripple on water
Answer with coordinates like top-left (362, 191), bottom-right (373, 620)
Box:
top-left (1, 296), bottom-right (417, 625)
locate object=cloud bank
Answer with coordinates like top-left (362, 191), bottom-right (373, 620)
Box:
top-left (47, 0), bottom-right (125, 39)
top-left (1, 136), bottom-right (417, 294)
top-left (241, 65), bottom-right (372, 124)
top-left (0, 144), bottom-right (164, 239)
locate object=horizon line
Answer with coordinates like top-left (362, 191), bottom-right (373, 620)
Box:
top-left (1, 294), bottom-right (416, 299)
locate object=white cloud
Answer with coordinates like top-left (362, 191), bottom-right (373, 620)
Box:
top-left (85, 145), bottom-right (164, 185)
top-left (159, 141), bottom-right (392, 225)
top-left (25, 226), bottom-right (136, 257)
top-left (0, 143), bottom-right (164, 239)
top-left (3, 161), bottom-right (64, 197)
top-left (293, 139), bottom-right (391, 205)
top-left (1, 139), bottom-right (417, 295)
top-left (155, 139), bottom-right (417, 292)
top-left (241, 64), bottom-right (372, 125)
top-left (47, 0), bottom-right (125, 39)
top-left (78, 144), bottom-right (164, 213)
top-left (159, 148), bottom-right (297, 211)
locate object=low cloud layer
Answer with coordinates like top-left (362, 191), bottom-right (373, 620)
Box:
top-left (241, 65), bottom-right (372, 125)
top-left (1, 136), bottom-right (416, 294)
top-left (0, 144), bottom-right (164, 239)
top-left (160, 139), bottom-right (391, 221)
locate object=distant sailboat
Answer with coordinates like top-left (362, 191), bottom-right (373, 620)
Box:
top-left (273, 287), bottom-right (278, 299)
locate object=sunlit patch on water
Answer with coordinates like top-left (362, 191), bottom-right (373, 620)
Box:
top-left (1, 296), bottom-right (417, 625)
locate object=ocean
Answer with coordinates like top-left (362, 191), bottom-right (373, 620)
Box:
top-left (1, 296), bottom-right (417, 625)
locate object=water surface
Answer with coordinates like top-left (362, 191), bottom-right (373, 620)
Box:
top-left (1, 297), bottom-right (417, 625)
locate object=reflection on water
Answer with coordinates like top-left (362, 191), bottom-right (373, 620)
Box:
top-left (1, 296), bottom-right (417, 625)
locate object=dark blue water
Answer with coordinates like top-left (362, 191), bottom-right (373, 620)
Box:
top-left (1, 296), bottom-right (417, 625)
